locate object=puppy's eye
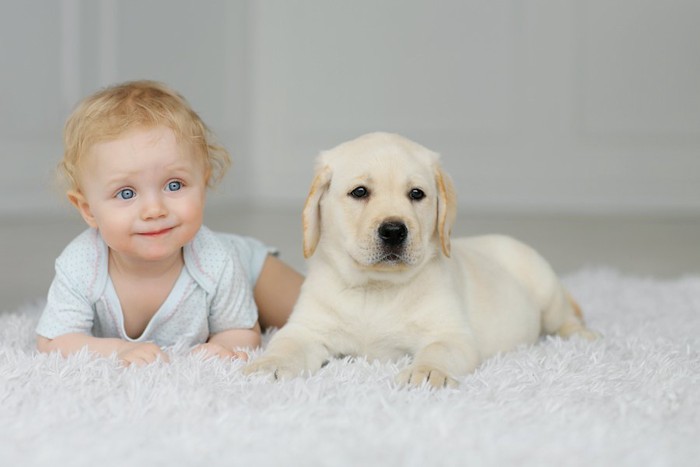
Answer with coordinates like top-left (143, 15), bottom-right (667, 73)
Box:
top-left (349, 186), bottom-right (369, 199)
top-left (409, 188), bottom-right (425, 201)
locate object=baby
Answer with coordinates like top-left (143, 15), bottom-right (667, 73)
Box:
top-left (36, 80), bottom-right (303, 365)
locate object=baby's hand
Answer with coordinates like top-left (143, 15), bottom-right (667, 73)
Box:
top-left (191, 342), bottom-right (249, 361)
top-left (117, 342), bottom-right (169, 367)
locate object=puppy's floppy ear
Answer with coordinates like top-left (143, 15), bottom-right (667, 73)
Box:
top-left (435, 165), bottom-right (457, 257)
top-left (302, 165), bottom-right (332, 258)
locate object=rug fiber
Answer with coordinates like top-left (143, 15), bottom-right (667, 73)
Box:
top-left (1, 269), bottom-right (699, 466)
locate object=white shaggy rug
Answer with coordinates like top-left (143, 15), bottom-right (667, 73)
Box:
top-left (1, 269), bottom-right (699, 467)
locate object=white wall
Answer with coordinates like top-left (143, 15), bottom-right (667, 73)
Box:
top-left (2, 0), bottom-right (699, 217)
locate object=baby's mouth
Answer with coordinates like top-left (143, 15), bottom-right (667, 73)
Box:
top-left (139, 227), bottom-right (174, 237)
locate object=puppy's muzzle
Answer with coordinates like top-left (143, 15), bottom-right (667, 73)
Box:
top-left (378, 221), bottom-right (408, 247)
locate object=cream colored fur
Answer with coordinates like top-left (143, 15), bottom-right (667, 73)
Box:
top-left (246, 132), bottom-right (597, 387)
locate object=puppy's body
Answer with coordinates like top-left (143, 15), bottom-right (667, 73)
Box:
top-left (247, 133), bottom-right (596, 387)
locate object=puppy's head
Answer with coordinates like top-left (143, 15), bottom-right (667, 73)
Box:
top-left (303, 132), bottom-right (456, 281)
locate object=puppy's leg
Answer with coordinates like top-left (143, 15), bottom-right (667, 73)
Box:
top-left (542, 286), bottom-right (599, 340)
top-left (244, 323), bottom-right (331, 379)
top-left (397, 338), bottom-right (480, 389)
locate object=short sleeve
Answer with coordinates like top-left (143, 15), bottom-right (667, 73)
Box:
top-left (36, 229), bottom-right (106, 339)
top-left (207, 245), bottom-right (259, 333)
top-left (215, 233), bottom-right (274, 286)
top-left (36, 261), bottom-right (95, 338)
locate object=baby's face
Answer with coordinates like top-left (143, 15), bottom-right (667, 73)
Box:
top-left (70, 125), bottom-right (207, 264)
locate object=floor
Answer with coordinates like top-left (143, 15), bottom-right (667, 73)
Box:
top-left (2, 204), bottom-right (699, 312)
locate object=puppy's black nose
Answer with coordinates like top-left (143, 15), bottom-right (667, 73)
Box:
top-left (378, 221), bottom-right (408, 246)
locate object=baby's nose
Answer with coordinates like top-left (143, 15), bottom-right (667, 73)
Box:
top-left (141, 194), bottom-right (168, 219)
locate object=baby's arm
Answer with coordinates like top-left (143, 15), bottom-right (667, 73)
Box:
top-left (37, 334), bottom-right (168, 366)
top-left (255, 255), bottom-right (304, 330)
top-left (192, 321), bottom-right (262, 361)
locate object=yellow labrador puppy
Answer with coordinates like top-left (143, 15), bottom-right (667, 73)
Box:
top-left (246, 132), bottom-right (597, 387)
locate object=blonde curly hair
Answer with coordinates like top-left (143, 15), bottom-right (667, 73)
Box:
top-left (60, 80), bottom-right (230, 192)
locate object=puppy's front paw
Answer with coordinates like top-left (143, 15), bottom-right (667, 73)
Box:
top-left (243, 354), bottom-right (306, 380)
top-left (397, 365), bottom-right (458, 389)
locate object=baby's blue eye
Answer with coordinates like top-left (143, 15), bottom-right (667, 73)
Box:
top-left (166, 181), bottom-right (182, 192)
top-left (117, 188), bottom-right (135, 200)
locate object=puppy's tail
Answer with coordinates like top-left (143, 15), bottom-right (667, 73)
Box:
top-left (554, 288), bottom-right (599, 340)
top-left (565, 290), bottom-right (585, 324)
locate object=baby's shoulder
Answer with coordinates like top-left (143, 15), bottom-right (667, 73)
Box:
top-left (54, 228), bottom-right (108, 300)
top-left (56, 228), bottom-right (106, 268)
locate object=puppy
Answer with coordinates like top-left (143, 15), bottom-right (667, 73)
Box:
top-left (245, 132), bottom-right (597, 387)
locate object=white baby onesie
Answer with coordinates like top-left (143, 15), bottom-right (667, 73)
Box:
top-left (36, 226), bottom-right (269, 348)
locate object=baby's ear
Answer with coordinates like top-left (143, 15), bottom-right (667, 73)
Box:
top-left (67, 190), bottom-right (98, 229)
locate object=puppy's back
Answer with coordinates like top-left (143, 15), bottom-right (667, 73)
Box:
top-left (451, 235), bottom-right (562, 314)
